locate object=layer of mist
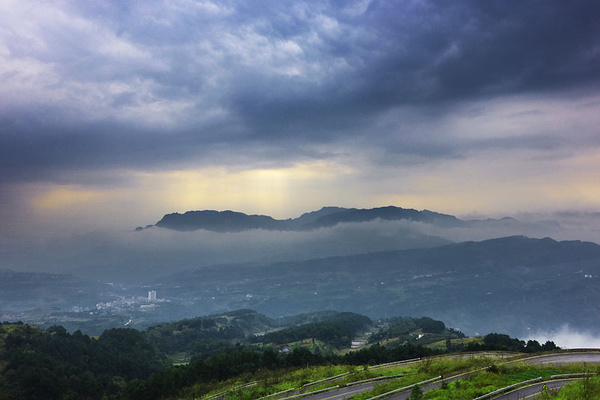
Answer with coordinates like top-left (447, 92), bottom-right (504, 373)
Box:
top-left (2, 211), bottom-right (599, 282)
top-left (526, 325), bottom-right (600, 349)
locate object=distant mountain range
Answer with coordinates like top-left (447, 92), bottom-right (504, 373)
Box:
top-left (7, 203), bottom-right (599, 339)
top-left (3, 235), bottom-right (600, 338)
top-left (137, 205), bottom-right (516, 232)
top-left (154, 235), bottom-right (600, 337)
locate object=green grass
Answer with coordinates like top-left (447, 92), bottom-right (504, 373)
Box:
top-left (348, 373), bottom-right (435, 400)
top-left (347, 357), bottom-right (498, 400)
top-left (173, 355), bottom-right (600, 400)
top-left (178, 359), bottom-right (435, 399)
top-left (282, 338), bottom-right (340, 355)
top-left (181, 365), bottom-right (358, 400)
top-left (422, 363), bottom-right (599, 399)
top-left (426, 336), bottom-right (484, 351)
top-left (550, 375), bottom-right (600, 399)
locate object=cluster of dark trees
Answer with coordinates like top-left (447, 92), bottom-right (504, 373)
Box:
top-left (142, 313), bottom-right (451, 361)
top-left (0, 317), bottom-right (559, 400)
top-left (0, 320), bottom-right (432, 400)
top-left (144, 317), bottom-right (232, 356)
top-left (0, 323), bottom-right (168, 400)
top-left (465, 333), bottom-right (558, 353)
top-left (369, 316), bottom-right (464, 343)
top-left (143, 309), bottom-right (276, 357)
top-left (124, 346), bottom-right (327, 399)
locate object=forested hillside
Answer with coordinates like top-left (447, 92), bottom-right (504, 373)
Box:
top-left (249, 312), bottom-right (372, 349)
top-left (0, 323), bottom-right (168, 399)
top-left (0, 310), bottom-right (559, 400)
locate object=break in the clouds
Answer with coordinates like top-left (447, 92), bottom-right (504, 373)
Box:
top-left (1, 0), bottom-right (600, 232)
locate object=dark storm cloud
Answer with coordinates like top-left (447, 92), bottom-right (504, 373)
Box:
top-left (1, 0), bottom-right (599, 183)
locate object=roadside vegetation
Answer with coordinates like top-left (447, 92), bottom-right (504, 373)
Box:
top-left (164, 355), bottom-right (600, 400)
top-left (420, 362), bottom-right (596, 399)
top-left (550, 375), bottom-right (600, 399)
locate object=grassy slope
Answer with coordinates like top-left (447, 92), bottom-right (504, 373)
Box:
top-left (181, 354), bottom-right (600, 400)
top-left (425, 336), bottom-right (484, 351)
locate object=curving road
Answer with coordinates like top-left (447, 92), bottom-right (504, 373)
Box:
top-left (474, 351), bottom-right (600, 399)
top-left (386, 375), bottom-right (463, 400)
top-left (300, 380), bottom-right (395, 400)
top-left (519, 351), bottom-right (600, 365)
top-left (293, 351), bottom-right (600, 400)
top-left (491, 379), bottom-right (576, 400)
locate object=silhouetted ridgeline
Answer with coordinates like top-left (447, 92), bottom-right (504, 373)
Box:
top-left (140, 206), bottom-right (467, 232)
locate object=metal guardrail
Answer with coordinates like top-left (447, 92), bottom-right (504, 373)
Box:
top-left (429, 351), bottom-right (520, 360)
top-left (472, 377), bottom-right (542, 400)
top-left (347, 374), bottom-right (405, 386)
top-left (551, 373), bottom-right (595, 379)
top-left (259, 388), bottom-right (296, 400)
top-left (260, 358), bottom-right (419, 400)
top-left (262, 371), bottom-right (406, 400)
top-left (302, 372), bottom-right (349, 388)
top-left (503, 349), bottom-right (600, 365)
top-left (278, 386), bottom-right (340, 400)
top-left (368, 376), bottom-right (442, 400)
top-left (204, 381), bottom-right (258, 400)
top-left (369, 358), bottom-right (421, 370)
top-left (472, 375), bottom-right (595, 400)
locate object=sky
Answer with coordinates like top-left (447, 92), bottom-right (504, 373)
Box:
top-left (1, 0), bottom-right (600, 238)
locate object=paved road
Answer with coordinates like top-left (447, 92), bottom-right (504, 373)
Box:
top-left (475, 352), bottom-right (600, 399)
top-left (492, 379), bottom-right (576, 400)
top-left (520, 352), bottom-right (600, 365)
top-left (386, 371), bottom-right (489, 400)
top-left (301, 381), bottom-right (392, 400)
top-left (302, 376), bottom-right (452, 400)
top-left (295, 352), bottom-right (600, 400)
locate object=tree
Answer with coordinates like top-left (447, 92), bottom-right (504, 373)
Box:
top-left (410, 384), bottom-right (423, 399)
top-left (542, 340), bottom-right (559, 351)
top-left (445, 338), bottom-right (452, 351)
top-left (525, 340), bottom-right (542, 353)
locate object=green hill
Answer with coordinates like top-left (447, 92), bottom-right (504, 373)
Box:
top-left (144, 309), bottom-right (276, 358)
top-left (0, 310), bottom-right (561, 400)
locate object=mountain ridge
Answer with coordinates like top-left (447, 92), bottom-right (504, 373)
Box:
top-left (138, 205), bottom-right (485, 232)
top-left (3, 235), bottom-right (600, 338)
top-left (154, 235), bottom-right (600, 337)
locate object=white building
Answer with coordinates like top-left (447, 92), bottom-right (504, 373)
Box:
top-left (148, 290), bottom-right (157, 301)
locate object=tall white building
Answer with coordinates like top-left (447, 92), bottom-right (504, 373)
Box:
top-left (148, 290), bottom-right (157, 301)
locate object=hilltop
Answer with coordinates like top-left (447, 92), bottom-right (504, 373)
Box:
top-left (139, 206), bottom-right (472, 232)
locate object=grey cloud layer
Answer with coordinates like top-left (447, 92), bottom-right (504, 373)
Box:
top-left (1, 0), bottom-right (599, 182)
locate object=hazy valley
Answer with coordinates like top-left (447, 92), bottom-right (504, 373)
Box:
top-left (2, 206), bottom-right (600, 341)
